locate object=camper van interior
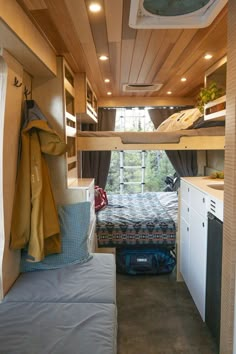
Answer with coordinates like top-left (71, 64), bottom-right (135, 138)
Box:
top-left (1, 0), bottom-right (236, 353)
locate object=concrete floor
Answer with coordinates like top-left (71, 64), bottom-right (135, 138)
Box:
top-left (117, 271), bottom-right (218, 354)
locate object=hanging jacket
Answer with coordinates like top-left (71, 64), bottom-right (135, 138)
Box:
top-left (10, 105), bottom-right (67, 262)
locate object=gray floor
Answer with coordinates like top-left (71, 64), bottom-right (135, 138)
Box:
top-left (117, 271), bottom-right (218, 354)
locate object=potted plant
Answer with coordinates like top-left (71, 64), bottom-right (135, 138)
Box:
top-left (197, 82), bottom-right (225, 114)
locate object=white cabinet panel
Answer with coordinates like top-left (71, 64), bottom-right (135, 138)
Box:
top-left (190, 187), bottom-right (207, 218)
top-left (189, 208), bottom-right (207, 320)
top-left (180, 178), bottom-right (208, 321)
top-left (180, 217), bottom-right (190, 285)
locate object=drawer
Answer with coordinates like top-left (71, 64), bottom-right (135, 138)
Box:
top-left (190, 186), bottom-right (207, 217)
top-left (181, 180), bottom-right (190, 204)
top-left (181, 199), bottom-right (190, 223)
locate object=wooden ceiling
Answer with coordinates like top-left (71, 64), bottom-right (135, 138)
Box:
top-left (17, 0), bottom-right (227, 103)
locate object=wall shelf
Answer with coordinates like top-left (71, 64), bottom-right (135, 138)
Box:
top-left (75, 73), bottom-right (98, 124)
top-left (204, 95), bottom-right (226, 121)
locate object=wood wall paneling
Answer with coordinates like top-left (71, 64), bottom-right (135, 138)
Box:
top-left (220, 0), bottom-right (236, 352)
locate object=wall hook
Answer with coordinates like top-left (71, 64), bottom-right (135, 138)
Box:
top-left (14, 77), bottom-right (22, 88)
top-left (24, 87), bottom-right (31, 99)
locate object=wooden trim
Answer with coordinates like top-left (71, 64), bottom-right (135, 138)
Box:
top-left (98, 96), bottom-right (195, 108)
top-left (77, 135), bottom-right (225, 151)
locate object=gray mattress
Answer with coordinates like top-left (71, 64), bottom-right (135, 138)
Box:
top-left (0, 302), bottom-right (117, 354)
top-left (4, 253), bottom-right (116, 304)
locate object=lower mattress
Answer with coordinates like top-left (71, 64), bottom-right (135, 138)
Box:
top-left (96, 192), bottom-right (178, 248)
top-left (0, 302), bottom-right (117, 354)
top-left (3, 253), bottom-right (116, 304)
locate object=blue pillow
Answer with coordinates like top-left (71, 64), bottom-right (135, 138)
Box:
top-left (21, 201), bottom-right (92, 272)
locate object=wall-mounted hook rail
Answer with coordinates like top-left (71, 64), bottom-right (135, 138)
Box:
top-left (24, 86), bottom-right (31, 99)
top-left (14, 77), bottom-right (22, 88)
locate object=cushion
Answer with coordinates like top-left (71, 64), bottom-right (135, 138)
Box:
top-left (156, 108), bottom-right (202, 132)
top-left (21, 201), bottom-right (92, 272)
top-left (192, 116), bottom-right (225, 129)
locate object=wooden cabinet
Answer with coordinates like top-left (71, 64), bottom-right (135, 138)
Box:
top-left (180, 179), bottom-right (208, 320)
top-left (75, 73), bottom-right (98, 124)
top-left (0, 50), bottom-right (23, 299)
top-left (32, 58), bottom-right (96, 249)
top-left (63, 61), bottom-right (78, 184)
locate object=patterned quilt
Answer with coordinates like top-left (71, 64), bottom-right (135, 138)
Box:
top-left (96, 192), bottom-right (178, 248)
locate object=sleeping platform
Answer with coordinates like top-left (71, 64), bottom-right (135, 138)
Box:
top-left (77, 126), bottom-right (225, 151)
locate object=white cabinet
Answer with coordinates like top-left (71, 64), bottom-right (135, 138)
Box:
top-left (180, 179), bottom-right (208, 320)
top-left (69, 178), bottom-right (96, 252)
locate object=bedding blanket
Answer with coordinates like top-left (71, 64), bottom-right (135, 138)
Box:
top-left (96, 192), bottom-right (177, 248)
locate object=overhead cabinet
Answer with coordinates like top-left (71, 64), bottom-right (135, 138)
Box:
top-left (75, 73), bottom-right (98, 124)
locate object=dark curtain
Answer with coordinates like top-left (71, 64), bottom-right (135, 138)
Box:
top-left (148, 108), bottom-right (198, 177)
top-left (82, 108), bottom-right (116, 189)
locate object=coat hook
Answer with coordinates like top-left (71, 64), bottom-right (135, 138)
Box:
top-left (24, 87), bottom-right (31, 99)
top-left (14, 77), bottom-right (22, 88)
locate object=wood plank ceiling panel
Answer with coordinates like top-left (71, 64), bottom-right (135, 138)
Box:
top-left (85, 0), bottom-right (112, 92)
top-left (64, 0), bottom-right (105, 96)
top-left (137, 29), bottom-right (167, 84)
top-left (157, 9), bottom-right (227, 97)
top-left (104, 0), bottom-right (123, 96)
top-left (144, 29), bottom-right (183, 89)
top-left (120, 0), bottom-right (136, 96)
top-left (128, 29), bottom-right (153, 84)
top-left (21, 0), bottom-right (46, 10)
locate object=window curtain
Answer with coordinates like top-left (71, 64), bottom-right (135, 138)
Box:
top-left (148, 108), bottom-right (198, 177)
top-left (82, 108), bottom-right (116, 189)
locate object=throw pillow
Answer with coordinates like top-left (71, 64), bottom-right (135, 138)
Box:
top-left (156, 108), bottom-right (202, 132)
top-left (21, 201), bottom-right (92, 272)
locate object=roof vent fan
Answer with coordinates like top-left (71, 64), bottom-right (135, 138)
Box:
top-left (129, 0), bottom-right (227, 29)
top-left (122, 83), bottom-right (163, 92)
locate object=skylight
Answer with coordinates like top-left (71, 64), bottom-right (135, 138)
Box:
top-left (129, 0), bottom-right (228, 29)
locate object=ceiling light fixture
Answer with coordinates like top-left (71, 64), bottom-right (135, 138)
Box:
top-left (99, 55), bottom-right (109, 61)
top-left (104, 79), bottom-right (110, 83)
top-left (167, 91), bottom-right (172, 95)
top-left (181, 77), bottom-right (187, 82)
top-left (89, 3), bottom-right (102, 13)
top-left (204, 53), bottom-right (213, 60)
top-left (107, 92), bottom-right (112, 95)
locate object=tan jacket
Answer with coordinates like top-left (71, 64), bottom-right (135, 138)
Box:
top-left (10, 120), bottom-right (67, 262)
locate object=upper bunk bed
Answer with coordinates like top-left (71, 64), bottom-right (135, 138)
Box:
top-left (77, 126), bottom-right (225, 151)
top-left (77, 108), bottom-right (225, 151)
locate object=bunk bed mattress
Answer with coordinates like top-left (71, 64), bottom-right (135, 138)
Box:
top-left (96, 191), bottom-right (178, 248)
top-left (78, 126), bottom-right (225, 144)
top-left (4, 253), bottom-right (116, 304)
top-left (0, 302), bottom-right (117, 354)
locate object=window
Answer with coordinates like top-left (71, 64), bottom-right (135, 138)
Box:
top-left (106, 108), bottom-right (175, 194)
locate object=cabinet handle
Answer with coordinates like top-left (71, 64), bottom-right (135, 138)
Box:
top-left (202, 222), bottom-right (205, 228)
top-left (203, 197), bottom-right (205, 203)
top-left (188, 188), bottom-right (190, 192)
top-left (187, 227), bottom-right (189, 232)
top-left (187, 207), bottom-right (189, 212)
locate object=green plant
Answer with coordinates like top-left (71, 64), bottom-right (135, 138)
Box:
top-left (197, 82), bottom-right (224, 114)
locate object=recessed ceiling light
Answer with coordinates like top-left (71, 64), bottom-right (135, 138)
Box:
top-left (89, 3), bottom-right (102, 13)
top-left (107, 92), bottom-right (112, 95)
top-left (99, 55), bottom-right (109, 61)
top-left (181, 77), bottom-right (187, 82)
top-left (104, 78), bottom-right (110, 83)
top-left (167, 91), bottom-right (172, 95)
top-left (204, 53), bottom-right (213, 60)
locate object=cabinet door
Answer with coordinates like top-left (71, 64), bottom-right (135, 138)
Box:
top-left (181, 180), bottom-right (190, 204)
top-left (189, 208), bottom-right (207, 320)
top-left (180, 217), bottom-right (190, 285)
